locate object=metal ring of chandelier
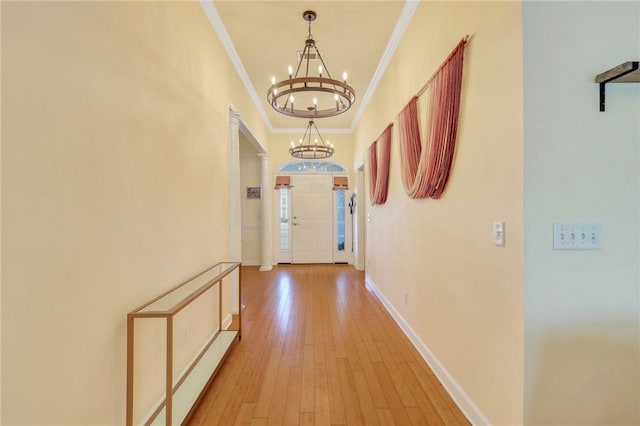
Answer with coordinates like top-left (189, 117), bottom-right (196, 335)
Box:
top-left (267, 78), bottom-right (356, 119)
top-left (289, 143), bottom-right (334, 159)
top-left (289, 120), bottom-right (335, 159)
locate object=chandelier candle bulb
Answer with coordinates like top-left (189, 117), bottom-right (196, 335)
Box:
top-left (342, 71), bottom-right (348, 82)
top-left (288, 65), bottom-right (293, 78)
top-left (271, 76), bottom-right (276, 86)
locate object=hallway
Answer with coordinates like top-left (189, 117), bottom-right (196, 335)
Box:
top-left (187, 265), bottom-right (469, 425)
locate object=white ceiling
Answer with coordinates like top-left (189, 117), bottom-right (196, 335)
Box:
top-left (203, 1), bottom-right (417, 133)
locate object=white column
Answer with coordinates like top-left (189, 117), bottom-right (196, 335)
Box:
top-left (228, 111), bottom-right (242, 312)
top-left (228, 111), bottom-right (242, 263)
top-left (259, 153), bottom-right (273, 271)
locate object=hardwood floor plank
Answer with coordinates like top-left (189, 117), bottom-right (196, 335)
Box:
top-left (375, 341), bottom-right (417, 408)
top-left (265, 351), bottom-right (293, 426)
top-left (406, 406), bottom-right (429, 425)
top-left (408, 361), bottom-right (460, 425)
top-left (249, 418), bottom-right (267, 426)
top-left (352, 370), bottom-right (380, 425)
top-left (337, 357), bottom-right (365, 426)
top-left (357, 320), bottom-right (383, 363)
top-left (244, 321), bottom-right (280, 403)
top-left (282, 343), bottom-right (303, 426)
top-left (376, 408), bottom-right (397, 426)
top-left (346, 343), bottom-right (363, 373)
top-left (233, 403), bottom-right (257, 426)
top-left (396, 362), bottom-right (445, 425)
top-left (253, 345), bottom-right (284, 417)
top-left (299, 412), bottom-right (315, 426)
top-left (372, 361), bottom-right (412, 426)
top-left (324, 350), bottom-right (347, 426)
top-left (300, 343), bottom-right (315, 413)
top-left (186, 266), bottom-right (469, 426)
top-left (354, 342), bottom-right (387, 408)
top-left (330, 313), bottom-right (348, 359)
top-left (314, 361), bottom-right (331, 426)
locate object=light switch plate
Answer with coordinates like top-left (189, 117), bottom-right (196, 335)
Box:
top-left (494, 221), bottom-right (505, 246)
top-left (553, 223), bottom-right (601, 250)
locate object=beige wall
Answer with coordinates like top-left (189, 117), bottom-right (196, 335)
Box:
top-left (523, 2), bottom-right (640, 424)
top-left (352, 2), bottom-right (524, 424)
top-left (1, 2), bottom-right (267, 424)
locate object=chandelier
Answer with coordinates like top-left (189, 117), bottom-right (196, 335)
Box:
top-left (267, 10), bottom-right (356, 119)
top-left (289, 120), bottom-right (334, 159)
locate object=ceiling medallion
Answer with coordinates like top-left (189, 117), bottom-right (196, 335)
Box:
top-left (267, 10), bottom-right (356, 119)
top-left (289, 120), bottom-right (335, 159)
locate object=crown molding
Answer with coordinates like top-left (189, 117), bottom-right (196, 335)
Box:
top-left (199, 0), bottom-right (274, 131)
top-left (349, 0), bottom-right (419, 132)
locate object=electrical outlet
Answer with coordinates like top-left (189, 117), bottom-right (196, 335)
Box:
top-left (553, 223), bottom-right (601, 250)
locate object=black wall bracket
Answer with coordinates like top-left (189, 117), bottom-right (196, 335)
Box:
top-left (595, 61), bottom-right (639, 112)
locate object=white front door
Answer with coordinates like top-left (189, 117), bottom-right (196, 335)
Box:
top-left (291, 174), bottom-right (333, 263)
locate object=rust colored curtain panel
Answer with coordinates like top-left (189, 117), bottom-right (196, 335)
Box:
top-left (398, 36), bottom-right (467, 199)
top-left (368, 124), bottom-right (393, 205)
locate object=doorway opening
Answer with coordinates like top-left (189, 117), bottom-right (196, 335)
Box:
top-left (228, 108), bottom-right (272, 272)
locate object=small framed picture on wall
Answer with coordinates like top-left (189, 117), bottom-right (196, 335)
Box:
top-left (247, 187), bottom-right (261, 199)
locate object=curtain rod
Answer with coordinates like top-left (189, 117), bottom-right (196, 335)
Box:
top-left (416, 35), bottom-right (470, 98)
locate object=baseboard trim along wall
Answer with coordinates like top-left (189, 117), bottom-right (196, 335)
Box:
top-left (365, 275), bottom-right (490, 426)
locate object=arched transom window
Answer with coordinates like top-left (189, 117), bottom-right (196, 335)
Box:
top-left (278, 161), bottom-right (347, 173)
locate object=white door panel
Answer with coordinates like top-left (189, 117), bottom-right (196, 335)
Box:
top-left (292, 175), bottom-right (333, 263)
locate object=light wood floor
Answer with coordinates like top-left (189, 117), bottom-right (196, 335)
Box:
top-left (187, 264), bottom-right (470, 426)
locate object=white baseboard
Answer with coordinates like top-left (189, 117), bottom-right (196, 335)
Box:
top-left (365, 275), bottom-right (490, 426)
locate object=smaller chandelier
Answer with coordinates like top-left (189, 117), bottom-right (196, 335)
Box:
top-left (290, 120), bottom-right (334, 159)
top-left (267, 10), bottom-right (356, 119)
